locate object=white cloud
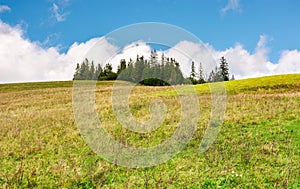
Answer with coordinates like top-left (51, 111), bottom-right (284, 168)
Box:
top-left (111, 35), bottom-right (300, 79)
top-left (101, 36), bottom-right (298, 80)
top-left (221, 0), bottom-right (241, 14)
top-left (51, 3), bottom-right (68, 22)
top-left (0, 20), bottom-right (117, 83)
top-left (164, 41), bottom-right (218, 77)
top-left (214, 35), bottom-right (300, 78)
top-left (0, 5), bottom-right (11, 13)
top-left (0, 20), bottom-right (299, 84)
top-left (275, 50), bottom-right (300, 74)
top-left (108, 41), bottom-right (152, 71)
top-left (107, 41), bottom-right (217, 77)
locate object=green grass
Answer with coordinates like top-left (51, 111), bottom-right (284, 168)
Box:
top-left (0, 81), bottom-right (73, 93)
top-left (224, 74), bottom-right (300, 94)
top-left (156, 74), bottom-right (300, 96)
top-left (0, 74), bottom-right (299, 188)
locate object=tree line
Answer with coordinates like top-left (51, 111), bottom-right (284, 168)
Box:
top-left (73, 51), bottom-right (233, 85)
top-left (189, 56), bottom-right (234, 84)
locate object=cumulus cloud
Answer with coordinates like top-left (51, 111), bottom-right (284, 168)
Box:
top-left (214, 35), bottom-right (300, 78)
top-left (106, 40), bottom-right (216, 77)
top-left (108, 41), bottom-right (152, 71)
top-left (97, 36), bottom-right (300, 79)
top-left (164, 41), bottom-right (217, 76)
top-left (0, 20), bottom-right (299, 84)
top-left (221, 0), bottom-right (241, 14)
top-left (275, 50), bottom-right (300, 74)
top-left (0, 20), bottom-right (117, 83)
top-left (107, 35), bottom-right (300, 79)
top-left (0, 5), bottom-right (11, 13)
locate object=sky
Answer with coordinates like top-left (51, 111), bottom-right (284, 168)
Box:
top-left (0, 0), bottom-right (300, 83)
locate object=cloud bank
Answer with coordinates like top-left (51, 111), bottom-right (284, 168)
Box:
top-left (107, 35), bottom-right (300, 79)
top-left (0, 20), bottom-right (299, 83)
top-left (0, 20), bottom-right (116, 83)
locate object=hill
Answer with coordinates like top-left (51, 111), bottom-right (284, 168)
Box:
top-left (0, 74), bottom-right (299, 188)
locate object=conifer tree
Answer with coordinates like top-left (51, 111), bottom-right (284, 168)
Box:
top-left (190, 61), bottom-right (196, 78)
top-left (198, 62), bottom-right (205, 84)
top-left (95, 64), bottom-right (102, 80)
top-left (190, 61), bottom-right (197, 84)
top-left (231, 74), bottom-right (235, 80)
top-left (117, 59), bottom-right (127, 74)
top-left (219, 56), bottom-right (229, 81)
top-left (90, 61), bottom-right (95, 80)
top-left (73, 63), bottom-right (80, 80)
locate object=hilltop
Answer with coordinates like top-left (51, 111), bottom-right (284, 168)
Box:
top-left (0, 74), bottom-right (299, 188)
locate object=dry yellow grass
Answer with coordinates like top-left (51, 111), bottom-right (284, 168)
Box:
top-left (0, 74), bottom-right (299, 188)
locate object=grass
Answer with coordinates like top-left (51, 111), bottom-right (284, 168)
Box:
top-left (0, 74), bottom-right (299, 188)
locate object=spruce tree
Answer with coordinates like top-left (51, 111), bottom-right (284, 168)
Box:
top-left (73, 63), bottom-right (80, 80)
top-left (198, 62), bottom-right (205, 84)
top-left (82, 58), bottom-right (91, 80)
top-left (150, 50), bottom-right (158, 66)
top-left (95, 64), bottom-right (103, 80)
top-left (117, 59), bottom-right (127, 74)
top-left (126, 59), bottom-right (134, 82)
top-left (213, 66), bottom-right (223, 82)
top-left (190, 61), bottom-right (196, 79)
top-left (190, 61), bottom-right (197, 84)
top-left (231, 74), bottom-right (235, 80)
top-left (208, 69), bottom-right (215, 82)
top-left (160, 53), bottom-right (165, 81)
top-left (90, 61), bottom-right (95, 80)
top-left (219, 56), bottom-right (229, 81)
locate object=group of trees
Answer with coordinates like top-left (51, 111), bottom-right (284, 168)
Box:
top-left (73, 51), bottom-right (233, 86)
top-left (207, 56), bottom-right (233, 82)
top-left (117, 51), bottom-right (185, 85)
top-left (188, 56), bottom-right (233, 84)
top-left (73, 51), bottom-right (186, 86)
top-left (73, 59), bottom-right (118, 81)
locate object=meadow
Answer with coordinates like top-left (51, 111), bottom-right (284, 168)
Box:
top-left (0, 74), bottom-right (299, 188)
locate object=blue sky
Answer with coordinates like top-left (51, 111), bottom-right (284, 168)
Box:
top-left (1, 0), bottom-right (300, 60)
top-left (0, 0), bottom-right (300, 83)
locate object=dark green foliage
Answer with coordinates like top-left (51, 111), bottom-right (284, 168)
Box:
top-left (219, 56), bottom-right (230, 81)
top-left (117, 59), bottom-right (126, 74)
top-left (198, 62), bottom-right (206, 84)
top-left (188, 61), bottom-right (198, 84)
top-left (90, 61), bottom-right (95, 80)
top-left (73, 59), bottom-right (117, 81)
top-left (73, 52), bottom-right (186, 86)
top-left (73, 58), bottom-right (102, 80)
top-left (231, 74), bottom-right (235, 80)
top-left (73, 63), bottom-right (80, 80)
top-left (99, 63), bottom-right (117, 80)
top-left (73, 55), bottom-right (232, 85)
top-left (208, 66), bottom-right (223, 82)
top-left (95, 64), bottom-right (103, 80)
top-left (118, 52), bottom-right (185, 86)
top-left (207, 57), bottom-right (231, 83)
top-left (190, 61), bottom-right (196, 79)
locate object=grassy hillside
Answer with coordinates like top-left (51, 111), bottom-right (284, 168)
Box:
top-left (0, 74), bottom-right (299, 188)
